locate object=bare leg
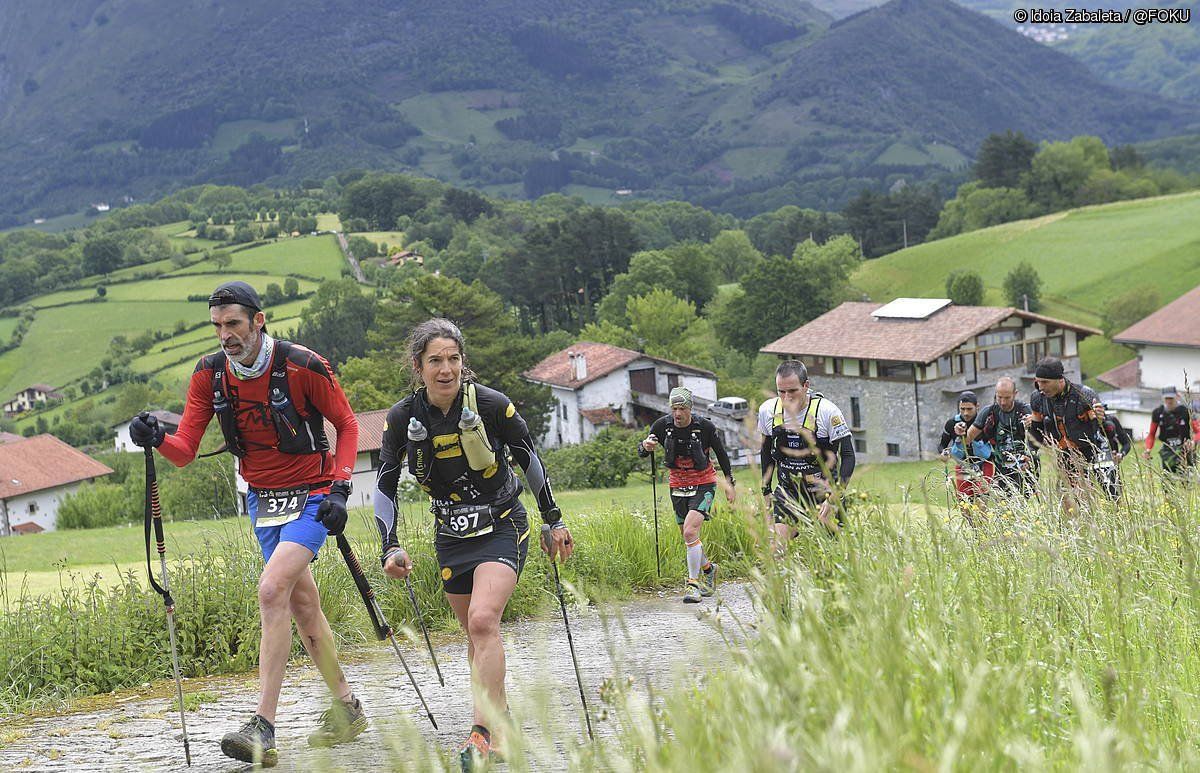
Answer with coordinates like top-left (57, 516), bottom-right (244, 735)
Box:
top-left (290, 567), bottom-right (352, 703)
top-left (255, 542), bottom-right (315, 724)
top-left (448, 563), bottom-right (519, 749)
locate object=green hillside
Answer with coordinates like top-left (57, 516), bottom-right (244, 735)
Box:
top-left (852, 190), bottom-right (1200, 376)
top-left (0, 236), bottom-right (344, 406)
top-left (1, 0), bottom-right (1195, 224)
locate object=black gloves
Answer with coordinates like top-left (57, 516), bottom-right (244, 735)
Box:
top-left (130, 412), bottom-right (166, 448)
top-left (316, 481), bottom-right (351, 536)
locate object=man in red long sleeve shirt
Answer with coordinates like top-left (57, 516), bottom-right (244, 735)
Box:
top-left (1143, 385), bottom-right (1200, 477)
top-left (128, 281), bottom-right (363, 766)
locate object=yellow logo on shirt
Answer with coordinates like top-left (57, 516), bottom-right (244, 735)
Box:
top-left (831, 415), bottom-right (844, 427)
top-left (432, 433), bottom-right (463, 459)
top-left (505, 403), bottom-right (516, 418)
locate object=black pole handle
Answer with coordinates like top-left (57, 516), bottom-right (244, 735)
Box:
top-left (336, 534), bottom-right (390, 641)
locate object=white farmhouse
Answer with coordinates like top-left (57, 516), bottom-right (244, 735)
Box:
top-left (0, 434), bottom-right (114, 535)
top-left (1098, 285), bottom-right (1200, 437)
top-left (522, 341), bottom-right (722, 449)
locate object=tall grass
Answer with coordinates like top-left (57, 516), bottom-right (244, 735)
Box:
top-left (0, 503), bottom-right (754, 714)
top-left (9, 467), bottom-right (1200, 768)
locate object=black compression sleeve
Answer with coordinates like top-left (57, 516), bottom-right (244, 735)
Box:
top-left (705, 421), bottom-right (733, 480)
top-left (836, 435), bottom-right (856, 484)
top-left (373, 460), bottom-right (403, 556)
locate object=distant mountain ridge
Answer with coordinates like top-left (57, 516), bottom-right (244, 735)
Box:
top-left (0, 0), bottom-right (1195, 224)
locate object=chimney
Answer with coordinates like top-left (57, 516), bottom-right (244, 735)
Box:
top-left (576, 353), bottom-right (587, 381)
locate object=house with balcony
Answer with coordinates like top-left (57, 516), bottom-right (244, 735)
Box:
top-left (522, 341), bottom-right (743, 450)
top-left (760, 298), bottom-right (1100, 462)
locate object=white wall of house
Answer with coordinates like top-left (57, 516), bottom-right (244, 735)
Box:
top-left (1137, 346), bottom-right (1200, 390)
top-left (114, 424), bottom-right (136, 452)
top-left (680, 374), bottom-right (717, 401)
top-left (543, 370), bottom-right (631, 449)
top-left (2, 481), bottom-right (91, 532)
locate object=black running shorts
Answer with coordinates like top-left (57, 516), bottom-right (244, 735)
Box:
top-left (436, 500), bottom-right (530, 595)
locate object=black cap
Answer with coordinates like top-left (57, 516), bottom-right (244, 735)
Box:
top-left (958, 390), bottom-right (979, 405)
top-left (209, 281), bottom-right (262, 312)
top-left (1034, 357), bottom-right (1064, 380)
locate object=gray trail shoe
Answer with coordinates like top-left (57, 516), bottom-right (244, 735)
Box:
top-left (221, 714), bottom-right (278, 767)
top-left (683, 579), bottom-right (703, 603)
top-left (307, 696), bottom-right (368, 748)
top-left (700, 562), bottom-right (718, 597)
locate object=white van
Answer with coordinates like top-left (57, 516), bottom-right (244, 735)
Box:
top-left (709, 396), bottom-right (749, 420)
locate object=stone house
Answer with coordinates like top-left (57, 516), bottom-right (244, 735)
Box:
top-left (761, 298), bottom-right (1100, 462)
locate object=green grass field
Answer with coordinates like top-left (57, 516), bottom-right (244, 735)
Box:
top-left (209, 119), bottom-right (299, 155)
top-left (0, 461), bottom-right (934, 598)
top-left (0, 316), bottom-right (18, 342)
top-left (854, 191), bottom-right (1200, 312)
top-left (354, 231), bottom-right (407, 251)
top-left (0, 301), bottom-right (198, 398)
top-left (315, 212), bottom-right (342, 232)
top-left (167, 235), bottom-right (343, 279)
top-left (396, 92), bottom-right (522, 145)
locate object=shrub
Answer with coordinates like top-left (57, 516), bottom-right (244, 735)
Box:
top-left (542, 426), bottom-right (642, 489)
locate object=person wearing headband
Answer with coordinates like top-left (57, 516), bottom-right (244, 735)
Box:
top-left (639, 385), bottom-right (736, 603)
top-left (939, 390), bottom-right (994, 510)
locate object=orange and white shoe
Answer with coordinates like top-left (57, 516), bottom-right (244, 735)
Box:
top-left (458, 725), bottom-right (495, 772)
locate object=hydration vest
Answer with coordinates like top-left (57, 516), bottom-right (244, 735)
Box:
top-left (205, 340), bottom-right (330, 459)
top-left (406, 383), bottom-right (515, 502)
top-left (661, 420), bottom-right (711, 470)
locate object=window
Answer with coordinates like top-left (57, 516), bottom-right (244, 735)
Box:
top-left (1048, 336), bottom-right (1064, 356)
top-left (808, 357), bottom-right (827, 376)
top-left (982, 346), bottom-right (1015, 370)
top-left (977, 329), bottom-right (1021, 347)
top-left (958, 353), bottom-right (978, 384)
top-left (859, 360), bottom-right (871, 377)
top-left (886, 443), bottom-right (900, 457)
top-left (878, 361), bottom-right (915, 380)
top-left (831, 358), bottom-right (842, 375)
top-left (854, 437), bottom-right (867, 453)
top-left (850, 396), bottom-right (862, 428)
top-left (28, 501), bottom-right (38, 514)
top-left (560, 402), bottom-right (568, 421)
top-left (937, 355), bottom-right (952, 378)
top-left (666, 374), bottom-right (680, 390)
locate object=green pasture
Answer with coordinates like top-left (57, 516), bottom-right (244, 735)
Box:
top-left (167, 235), bottom-right (344, 279)
top-left (0, 301), bottom-right (197, 398)
top-left (0, 316), bottom-right (18, 342)
top-left (854, 191), bottom-right (1200, 314)
top-left (354, 231), bottom-right (407, 251)
top-left (396, 92), bottom-right (521, 145)
top-left (314, 213), bottom-right (342, 232)
top-left (209, 119), bottom-right (300, 155)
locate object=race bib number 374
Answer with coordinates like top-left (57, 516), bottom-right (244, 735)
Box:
top-left (252, 485), bottom-right (310, 527)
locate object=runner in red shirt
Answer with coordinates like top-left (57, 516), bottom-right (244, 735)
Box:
top-left (128, 281), bottom-right (362, 767)
top-left (638, 387), bottom-right (736, 603)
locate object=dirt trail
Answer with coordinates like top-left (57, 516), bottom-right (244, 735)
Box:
top-left (1, 583), bottom-right (753, 772)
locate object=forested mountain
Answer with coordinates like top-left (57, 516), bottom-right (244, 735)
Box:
top-left (1, 0), bottom-right (1194, 225)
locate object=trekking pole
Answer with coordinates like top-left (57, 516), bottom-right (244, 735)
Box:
top-left (143, 446), bottom-right (192, 767)
top-left (405, 576), bottom-right (444, 686)
top-left (541, 525), bottom-right (594, 741)
top-left (334, 534), bottom-right (438, 728)
top-left (650, 450), bottom-right (661, 578)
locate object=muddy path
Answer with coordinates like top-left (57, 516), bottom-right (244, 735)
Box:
top-left (1, 583), bottom-right (754, 772)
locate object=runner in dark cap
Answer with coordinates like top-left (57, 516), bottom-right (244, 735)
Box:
top-left (129, 279), bottom-right (363, 765)
top-left (939, 390), bottom-right (993, 509)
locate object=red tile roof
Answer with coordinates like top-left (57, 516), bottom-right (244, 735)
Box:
top-left (761, 302), bottom-right (1100, 363)
top-left (579, 407), bottom-right (623, 426)
top-left (0, 431), bottom-right (23, 444)
top-left (0, 435), bottom-right (114, 499)
top-left (523, 341), bottom-right (715, 389)
top-left (1113, 285), bottom-right (1200, 348)
top-left (324, 409), bottom-right (389, 454)
top-left (1097, 358), bottom-right (1140, 389)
